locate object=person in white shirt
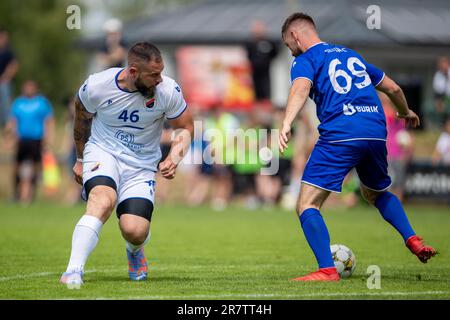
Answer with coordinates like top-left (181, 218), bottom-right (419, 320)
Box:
top-left (433, 117), bottom-right (450, 165)
top-left (432, 56), bottom-right (450, 116)
top-left (60, 42), bottom-right (194, 287)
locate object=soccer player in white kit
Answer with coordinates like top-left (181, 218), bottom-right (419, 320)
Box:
top-left (60, 42), bottom-right (194, 286)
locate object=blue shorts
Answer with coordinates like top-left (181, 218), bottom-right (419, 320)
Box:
top-left (302, 139), bottom-right (392, 193)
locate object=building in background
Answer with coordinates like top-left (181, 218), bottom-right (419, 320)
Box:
top-left (80, 0), bottom-right (450, 127)
top-left (76, 0), bottom-right (450, 205)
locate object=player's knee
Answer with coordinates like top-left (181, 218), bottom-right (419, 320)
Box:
top-left (87, 186), bottom-right (117, 217)
top-left (124, 232), bottom-right (148, 246)
top-left (360, 187), bottom-right (378, 205)
top-left (120, 222), bottom-right (149, 245)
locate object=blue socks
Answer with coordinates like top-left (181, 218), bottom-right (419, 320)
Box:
top-left (375, 192), bottom-right (415, 242)
top-left (299, 192), bottom-right (415, 269)
top-left (299, 208), bottom-right (335, 269)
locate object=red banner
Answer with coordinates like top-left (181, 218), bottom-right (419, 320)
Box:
top-left (176, 46), bottom-right (255, 111)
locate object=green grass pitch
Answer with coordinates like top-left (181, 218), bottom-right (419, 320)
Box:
top-left (0, 201), bottom-right (449, 299)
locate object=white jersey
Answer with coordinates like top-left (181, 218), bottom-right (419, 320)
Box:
top-left (78, 68), bottom-right (187, 172)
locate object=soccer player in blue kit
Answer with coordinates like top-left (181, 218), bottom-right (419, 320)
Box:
top-left (279, 13), bottom-right (437, 281)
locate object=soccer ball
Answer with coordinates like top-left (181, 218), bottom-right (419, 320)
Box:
top-left (330, 244), bottom-right (356, 278)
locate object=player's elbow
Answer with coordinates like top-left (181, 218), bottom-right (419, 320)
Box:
top-left (389, 84), bottom-right (402, 96)
top-left (291, 78), bottom-right (311, 97)
top-left (293, 83), bottom-right (311, 96)
top-left (381, 81), bottom-right (402, 96)
top-left (174, 121), bottom-right (194, 144)
top-left (377, 76), bottom-right (402, 96)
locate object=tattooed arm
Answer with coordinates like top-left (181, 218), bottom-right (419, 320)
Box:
top-left (73, 95), bottom-right (94, 185)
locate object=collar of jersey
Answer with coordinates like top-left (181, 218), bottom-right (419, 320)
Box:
top-left (305, 41), bottom-right (327, 53)
top-left (115, 68), bottom-right (139, 93)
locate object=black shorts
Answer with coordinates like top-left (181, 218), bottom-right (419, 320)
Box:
top-left (213, 164), bottom-right (232, 177)
top-left (200, 161), bottom-right (214, 176)
top-left (276, 158), bottom-right (292, 186)
top-left (233, 172), bottom-right (256, 194)
top-left (16, 139), bottom-right (42, 163)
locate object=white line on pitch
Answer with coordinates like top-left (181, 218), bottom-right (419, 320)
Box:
top-left (0, 269), bottom-right (119, 282)
top-left (0, 272), bottom-right (58, 282)
top-left (0, 264), bottom-right (282, 282)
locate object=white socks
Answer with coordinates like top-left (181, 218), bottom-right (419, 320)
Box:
top-left (126, 232), bottom-right (151, 253)
top-left (66, 215), bottom-right (103, 273)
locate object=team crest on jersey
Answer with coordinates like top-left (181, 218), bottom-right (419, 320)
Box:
top-left (145, 98), bottom-right (155, 109)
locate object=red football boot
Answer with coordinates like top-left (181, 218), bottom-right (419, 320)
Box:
top-left (406, 235), bottom-right (437, 263)
top-left (291, 267), bottom-right (340, 282)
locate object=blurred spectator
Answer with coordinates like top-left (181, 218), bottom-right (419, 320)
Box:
top-left (209, 107), bottom-right (239, 211)
top-left (232, 112), bottom-right (264, 209)
top-left (255, 124), bottom-right (281, 208)
top-left (280, 100), bottom-right (318, 210)
top-left (381, 92), bottom-right (414, 201)
top-left (339, 172), bottom-right (360, 208)
top-left (245, 20), bottom-right (279, 105)
top-left (185, 113), bottom-right (215, 206)
top-left (4, 80), bottom-right (54, 203)
top-left (60, 97), bottom-right (81, 205)
top-left (0, 28), bottom-right (19, 128)
top-left (432, 117), bottom-right (450, 165)
top-left (326, 171), bottom-right (360, 209)
top-left (96, 18), bottom-right (126, 69)
top-left (432, 56), bottom-right (450, 122)
top-left (259, 108), bottom-right (290, 207)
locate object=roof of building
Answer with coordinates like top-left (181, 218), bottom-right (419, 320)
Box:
top-left (82, 0), bottom-right (450, 48)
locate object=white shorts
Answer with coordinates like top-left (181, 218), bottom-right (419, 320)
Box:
top-left (81, 142), bottom-right (156, 206)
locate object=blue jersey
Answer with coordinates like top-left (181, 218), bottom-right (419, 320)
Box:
top-left (291, 42), bottom-right (387, 142)
top-left (10, 95), bottom-right (53, 140)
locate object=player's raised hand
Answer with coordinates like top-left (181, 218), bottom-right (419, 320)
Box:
top-left (73, 160), bottom-right (83, 185)
top-left (397, 109), bottom-right (420, 128)
top-left (159, 157), bottom-right (177, 179)
top-left (279, 122), bottom-right (292, 154)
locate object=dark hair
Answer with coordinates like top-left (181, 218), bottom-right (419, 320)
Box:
top-left (281, 12), bottom-right (316, 36)
top-left (444, 115), bottom-right (450, 125)
top-left (128, 42), bottom-right (162, 64)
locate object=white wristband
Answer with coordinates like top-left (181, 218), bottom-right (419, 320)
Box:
top-left (76, 158), bottom-right (83, 163)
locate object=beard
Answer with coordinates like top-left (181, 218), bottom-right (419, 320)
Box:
top-left (134, 76), bottom-right (154, 98)
top-left (291, 46), bottom-right (303, 57)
